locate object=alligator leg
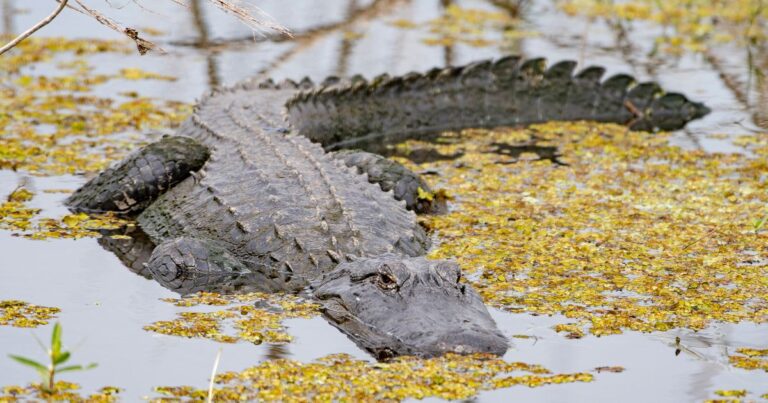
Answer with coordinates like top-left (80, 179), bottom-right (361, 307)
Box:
top-left (333, 150), bottom-right (441, 214)
top-left (145, 237), bottom-right (252, 294)
top-left (65, 136), bottom-right (209, 215)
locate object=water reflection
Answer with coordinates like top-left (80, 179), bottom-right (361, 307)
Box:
top-left (333, 0), bottom-right (360, 77)
top-left (98, 226), bottom-right (305, 295)
top-left (440, 0), bottom-right (455, 66)
top-left (263, 343), bottom-right (290, 361)
top-left (1, 0), bottom-right (13, 35)
top-left (189, 0), bottom-right (221, 88)
top-left (750, 44), bottom-right (767, 128)
top-left (95, 225), bottom-right (508, 361)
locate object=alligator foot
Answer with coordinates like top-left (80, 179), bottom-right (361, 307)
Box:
top-left (145, 237), bottom-right (252, 294)
top-left (65, 136), bottom-right (209, 215)
top-left (333, 150), bottom-right (442, 214)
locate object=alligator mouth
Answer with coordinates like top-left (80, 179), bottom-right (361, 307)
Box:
top-left (315, 294), bottom-right (352, 325)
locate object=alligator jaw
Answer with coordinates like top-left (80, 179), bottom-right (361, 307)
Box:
top-left (312, 256), bottom-right (509, 359)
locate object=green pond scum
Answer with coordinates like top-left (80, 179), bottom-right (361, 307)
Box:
top-left (415, 122), bottom-right (768, 336)
top-left (0, 36), bottom-right (189, 177)
top-left (0, 383), bottom-right (121, 403)
top-left (145, 292), bottom-right (319, 344)
top-left (151, 353), bottom-right (594, 402)
top-left (557, 0), bottom-right (768, 54)
top-left (0, 300), bottom-right (59, 328)
top-left (390, 4), bottom-right (533, 49)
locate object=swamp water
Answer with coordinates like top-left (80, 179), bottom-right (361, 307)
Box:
top-left (0, 0), bottom-right (767, 401)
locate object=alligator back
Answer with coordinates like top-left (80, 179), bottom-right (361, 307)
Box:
top-left (285, 57), bottom-right (710, 150)
top-left (137, 56), bottom-right (708, 284)
top-left (138, 83), bottom-right (429, 282)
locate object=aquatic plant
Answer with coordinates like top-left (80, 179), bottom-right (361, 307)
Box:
top-left (414, 122), bottom-right (768, 336)
top-left (755, 211), bottom-right (768, 232)
top-left (152, 353), bottom-right (596, 401)
top-left (144, 292), bottom-right (319, 344)
top-left (8, 323), bottom-right (97, 394)
top-left (0, 301), bottom-right (59, 328)
top-left (557, 0), bottom-right (768, 54)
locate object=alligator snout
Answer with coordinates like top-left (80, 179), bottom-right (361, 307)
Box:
top-left (433, 329), bottom-right (509, 356)
top-left (313, 255), bottom-right (509, 359)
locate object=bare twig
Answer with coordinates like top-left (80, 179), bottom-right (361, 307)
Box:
top-left (205, 0), bottom-right (291, 37)
top-left (59, 0), bottom-right (163, 54)
top-left (0, 0), bottom-right (69, 55)
top-left (207, 348), bottom-right (222, 403)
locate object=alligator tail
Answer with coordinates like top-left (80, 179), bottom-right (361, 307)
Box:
top-left (285, 56), bottom-right (710, 150)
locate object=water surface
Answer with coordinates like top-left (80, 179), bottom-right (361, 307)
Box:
top-left (1, 0), bottom-right (766, 401)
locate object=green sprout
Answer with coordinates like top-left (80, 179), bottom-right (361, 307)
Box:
top-left (754, 205), bottom-right (768, 232)
top-left (755, 214), bottom-right (767, 232)
top-left (8, 322), bottom-right (97, 394)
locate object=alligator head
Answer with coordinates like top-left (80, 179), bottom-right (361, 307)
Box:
top-left (311, 255), bottom-right (508, 359)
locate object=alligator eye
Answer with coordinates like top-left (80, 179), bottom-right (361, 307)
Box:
top-left (376, 272), bottom-right (398, 290)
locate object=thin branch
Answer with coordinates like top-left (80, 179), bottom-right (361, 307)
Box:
top-left (66, 0), bottom-right (164, 54)
top-left (206, 0), bottom-right (291, 38)
top-left (0, 0), bottom-right (69, 55)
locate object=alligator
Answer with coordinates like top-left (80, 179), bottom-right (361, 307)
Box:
top-left (66, 56), bottom-right (709, 359)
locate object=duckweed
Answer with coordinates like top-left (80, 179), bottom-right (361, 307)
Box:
top-left (0, 300), bottom-right (60, 328)
top-left (153, 353), bottom-right (595, 401)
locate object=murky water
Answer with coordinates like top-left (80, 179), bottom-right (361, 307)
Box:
top-left (1, 0), bottom-right (766, 401)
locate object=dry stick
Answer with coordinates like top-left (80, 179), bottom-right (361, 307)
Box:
top-left (64, 0), bottom-right (164, 54)
top-left (0, 0), bottom-right (69, 55)
top-left (207, 348), bottom-right (223, 403)
top-left (206, 0), bottom-right (291, 37)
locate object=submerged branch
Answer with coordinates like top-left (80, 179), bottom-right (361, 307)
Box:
top-left (0, 0), bottom-right (69, 55)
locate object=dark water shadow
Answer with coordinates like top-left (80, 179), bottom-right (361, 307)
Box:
top-left (490, 142), bottom-right (568, 166)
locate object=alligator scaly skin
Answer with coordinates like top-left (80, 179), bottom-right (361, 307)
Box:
top-left (137, 56), bottom-right (707, 286)
top-left (137, 82), bottom-right (429, 286)
top-left (286, 57), bottom-right (709, 150)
